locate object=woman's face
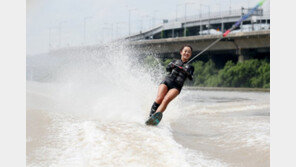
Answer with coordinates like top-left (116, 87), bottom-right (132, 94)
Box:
top-left (180, 46), bottom-right (192, 62)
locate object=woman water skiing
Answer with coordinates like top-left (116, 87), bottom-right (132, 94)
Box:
top-left (146, 45), bottom-right (194, 125)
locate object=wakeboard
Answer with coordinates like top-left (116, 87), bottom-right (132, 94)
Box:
top-left (145, 112), bottom-right (163, 126)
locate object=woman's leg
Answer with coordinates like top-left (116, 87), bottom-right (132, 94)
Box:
top-left (150, 84), bottom-right (168, 116)
top-left (156, 88), bottom-right (179, 113)
top-left (155, 84), bottom-right (168, 104)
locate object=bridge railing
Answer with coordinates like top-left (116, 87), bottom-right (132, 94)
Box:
top-left (125, 8), bottom-right (270, 40)
top-left (168, 8), bottom-right (269, 24)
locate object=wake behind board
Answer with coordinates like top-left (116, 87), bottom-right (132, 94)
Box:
top-left (145, 112), bottom-right (163, 126)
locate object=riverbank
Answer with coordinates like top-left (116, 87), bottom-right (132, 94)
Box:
top-left (184, 86), bottom-right (270, 92)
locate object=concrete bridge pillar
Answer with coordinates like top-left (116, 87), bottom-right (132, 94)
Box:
top-left (237, 48), bottom-right (249, 62)
top-left (172, 29), bottom-right (175, 38)
top-left (237, 48), bottom-right (242, 62)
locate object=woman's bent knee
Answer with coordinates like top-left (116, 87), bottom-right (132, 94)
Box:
top-left (155, 96), bottom-right (164, 104)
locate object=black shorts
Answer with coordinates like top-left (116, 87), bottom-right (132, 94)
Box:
top-left (160, 79), bottom-right (182, 92)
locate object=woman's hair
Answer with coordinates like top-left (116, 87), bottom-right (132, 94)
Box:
top-left (180, 45), bottom-right (193, 53)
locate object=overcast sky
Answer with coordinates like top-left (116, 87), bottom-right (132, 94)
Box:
top-left (27, 0), bottom-right (270, 55)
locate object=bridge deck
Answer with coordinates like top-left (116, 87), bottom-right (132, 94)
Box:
top-left (127, 30), bottom-right (270, 54)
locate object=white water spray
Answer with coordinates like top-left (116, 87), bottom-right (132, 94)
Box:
top-left (27, 43), bottom-right (226, 167)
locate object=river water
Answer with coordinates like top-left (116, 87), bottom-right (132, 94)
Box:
top-left (26, 45), bottom-right (269, 167)
top-left (172, 89), bottom-right (269, 167)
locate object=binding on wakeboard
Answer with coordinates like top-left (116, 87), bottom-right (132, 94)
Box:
top-left (145, 112), bottom-right (163, 126)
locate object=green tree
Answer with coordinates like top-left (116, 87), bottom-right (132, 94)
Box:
top-left (217, 59), bottom-right (269, 88)
top-left (191, 60), bottom-right (219, 86)
top-left (163, 58), bottom-right (173, 67)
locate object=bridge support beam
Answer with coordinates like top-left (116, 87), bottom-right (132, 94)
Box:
top-left (172, 29), bottom-right (175, 38)
top-left (237, 48), bottom-right (249, 63)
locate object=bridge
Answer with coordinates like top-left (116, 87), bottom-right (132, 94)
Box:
top-left (126, 8), bottom-right (269, 40)
top-left (125, 8), bottom-right (270, 64)
top-left (127, 30), bottom-right (269, 63)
